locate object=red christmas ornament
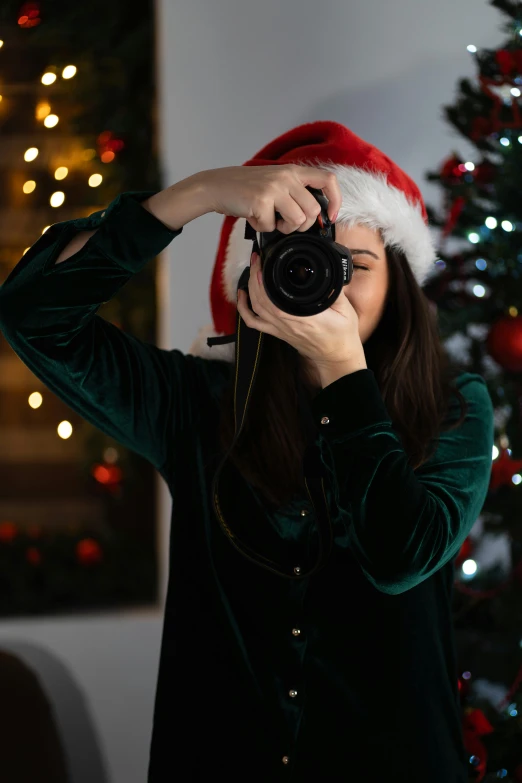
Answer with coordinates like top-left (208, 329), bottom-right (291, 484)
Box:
top-left (0, 521), bottom-right (18, 543)
top-left (17, 2), bottom-right (42, 28)
top-left (96, 131), bottom-right (125, 164)
top-left (76, 538), bottom-right (103, 566)
top-left (487, 315), bottom-right (522, 372)
top-left (490, 447), bottom-right (522, 491)
top-left (91, 462), bottom-right (123, 486)
top-left (26, 547), bottom-right (42, 566)
top-left (438, 155), bottom-right (475, 240)
top-left (440, 154), bottom-right (466, 183)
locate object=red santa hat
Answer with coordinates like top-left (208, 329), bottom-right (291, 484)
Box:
top-left (188, 119), bottom-right (438, 363)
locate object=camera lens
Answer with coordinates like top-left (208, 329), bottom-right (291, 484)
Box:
top-left (262, 234), bottom-right (347, 316)
top-left (278, 244), bottom-right (331, 301)
top-left (285, 256), bottom-right (317, 289)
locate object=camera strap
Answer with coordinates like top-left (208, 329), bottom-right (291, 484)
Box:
top-left (206, 225), bottom-right (334, 580)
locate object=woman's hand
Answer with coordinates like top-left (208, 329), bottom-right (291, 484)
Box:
top-left (237, 251), bottom-right (365, 370)
top-left (200, 163), bottom-right (341, 233)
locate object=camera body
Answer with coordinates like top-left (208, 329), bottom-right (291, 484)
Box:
top-left (245, 185), bottom-right (353, 317)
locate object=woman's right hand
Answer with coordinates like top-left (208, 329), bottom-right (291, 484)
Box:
top-left (197, 164), bottom-right (342, 235)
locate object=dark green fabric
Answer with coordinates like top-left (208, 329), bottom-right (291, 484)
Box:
top-left (0, 191), bottom-right (494, 782)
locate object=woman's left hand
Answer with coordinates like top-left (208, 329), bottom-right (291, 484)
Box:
top-left (237, 251), bottom-right (365, 368)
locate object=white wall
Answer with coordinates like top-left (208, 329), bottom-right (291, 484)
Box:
top-left (0, 1), bottom-right (503, 781)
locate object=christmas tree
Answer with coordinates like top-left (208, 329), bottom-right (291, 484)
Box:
top-left (423, 1), bottom-right (522, 779)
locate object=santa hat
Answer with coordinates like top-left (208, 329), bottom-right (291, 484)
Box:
top-left (188, 120), bottom-right (438, 363)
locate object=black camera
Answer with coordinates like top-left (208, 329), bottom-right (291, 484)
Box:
top-left (244, 185), bottom-right (354, 317)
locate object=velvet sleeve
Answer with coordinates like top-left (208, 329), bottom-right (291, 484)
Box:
top-left (0, 191), bottom-right (218, 473)
top-left (309, 369), bottom-right (494, 594)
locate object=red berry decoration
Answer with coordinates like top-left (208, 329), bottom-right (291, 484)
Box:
top-left (487, 315), bottom-right (522, 372)
top-left (0, 521), bottom-right (18, 543)
top-left (76, 538), bottom-right (103, 566)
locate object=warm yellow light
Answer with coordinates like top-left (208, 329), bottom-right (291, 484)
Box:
top-left (57, 421), bottom-right (73, 439)
top-left (0, 41), bottom-right (4, 48)
top-left (81, 149), bottom-right (97, 161)
top-left (22, 247), bottom-right (30, 255)
top-left (24, 147), bottom-right (39, 162)
top-left (88, 173), bottom-right (103, 187)
top-left (41, 72), bottom-right (57, 85)
top-left (28, 392), bottom-right (43, 409)
top-left (23, 181), bottom-right (36, 194)
top-left (42, 226), bottom-right (51, 234)
top-left (54, 166), bottom-right (68, 180)
top-left (50, 192), bottom-right (65, 207)
top-left (44, 114), bottom-right (59, 128)
top-left (0, 96), bottom-right (3, 102)
top-left (62, 65), bottom-right (77, 79)
top-left (35, 101), bottom-right (51, 120)
top-left (509, 306), bottom-right (518, 317)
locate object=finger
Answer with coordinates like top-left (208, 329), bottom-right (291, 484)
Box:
top-left (294, 165), bottom-right (342, 222)
top-left (250, 269), bottom-right (281, 329)
top-left (242, 272), bottom-right (264, 319)
top-left (249, 256), bottom-right (272, 314)
top-left (249, 258), bottom-right (301, 325)
top-left (287, 186), bottom-right (322, 233)
top-left (237, 289), bottom-right (273, 336)
top-left (270, 194), bottom-right (308, 235)
top-left (248, 266), bottom-right (264, 317)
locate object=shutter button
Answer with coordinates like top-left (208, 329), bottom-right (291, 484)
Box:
top-left (320, 416), bottom-right (330, 425)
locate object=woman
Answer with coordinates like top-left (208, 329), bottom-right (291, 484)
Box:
top-left (0, 120), bottom-right (494, 782)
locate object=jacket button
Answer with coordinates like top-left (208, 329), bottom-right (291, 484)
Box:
top-left (289, 689), bottom-right (298, 698)
top-left (300, 508), bottom-right (309, 516)
top-left (291, 628), bottom-right (301, 637)
top-left (320, 415), bottom-right (330, 425)
top-left (293, 566), bottom-right (301, 575)
top-left (282, 756), bottom-right (290, 764)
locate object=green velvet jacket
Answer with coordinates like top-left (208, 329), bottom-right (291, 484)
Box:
top-left (0, 191), bottom-right (494, 782)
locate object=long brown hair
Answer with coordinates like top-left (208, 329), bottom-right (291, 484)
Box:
top-left (217, 244), bottom-right (468, 510)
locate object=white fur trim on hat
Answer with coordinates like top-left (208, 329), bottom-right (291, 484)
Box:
top-left (316, 163), bottom-right (438, 287)
top-left (188, 322), bottom-right (236, 363)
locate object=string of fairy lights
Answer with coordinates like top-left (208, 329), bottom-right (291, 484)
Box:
top-left (0, 36), bottom-right (121, 484)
